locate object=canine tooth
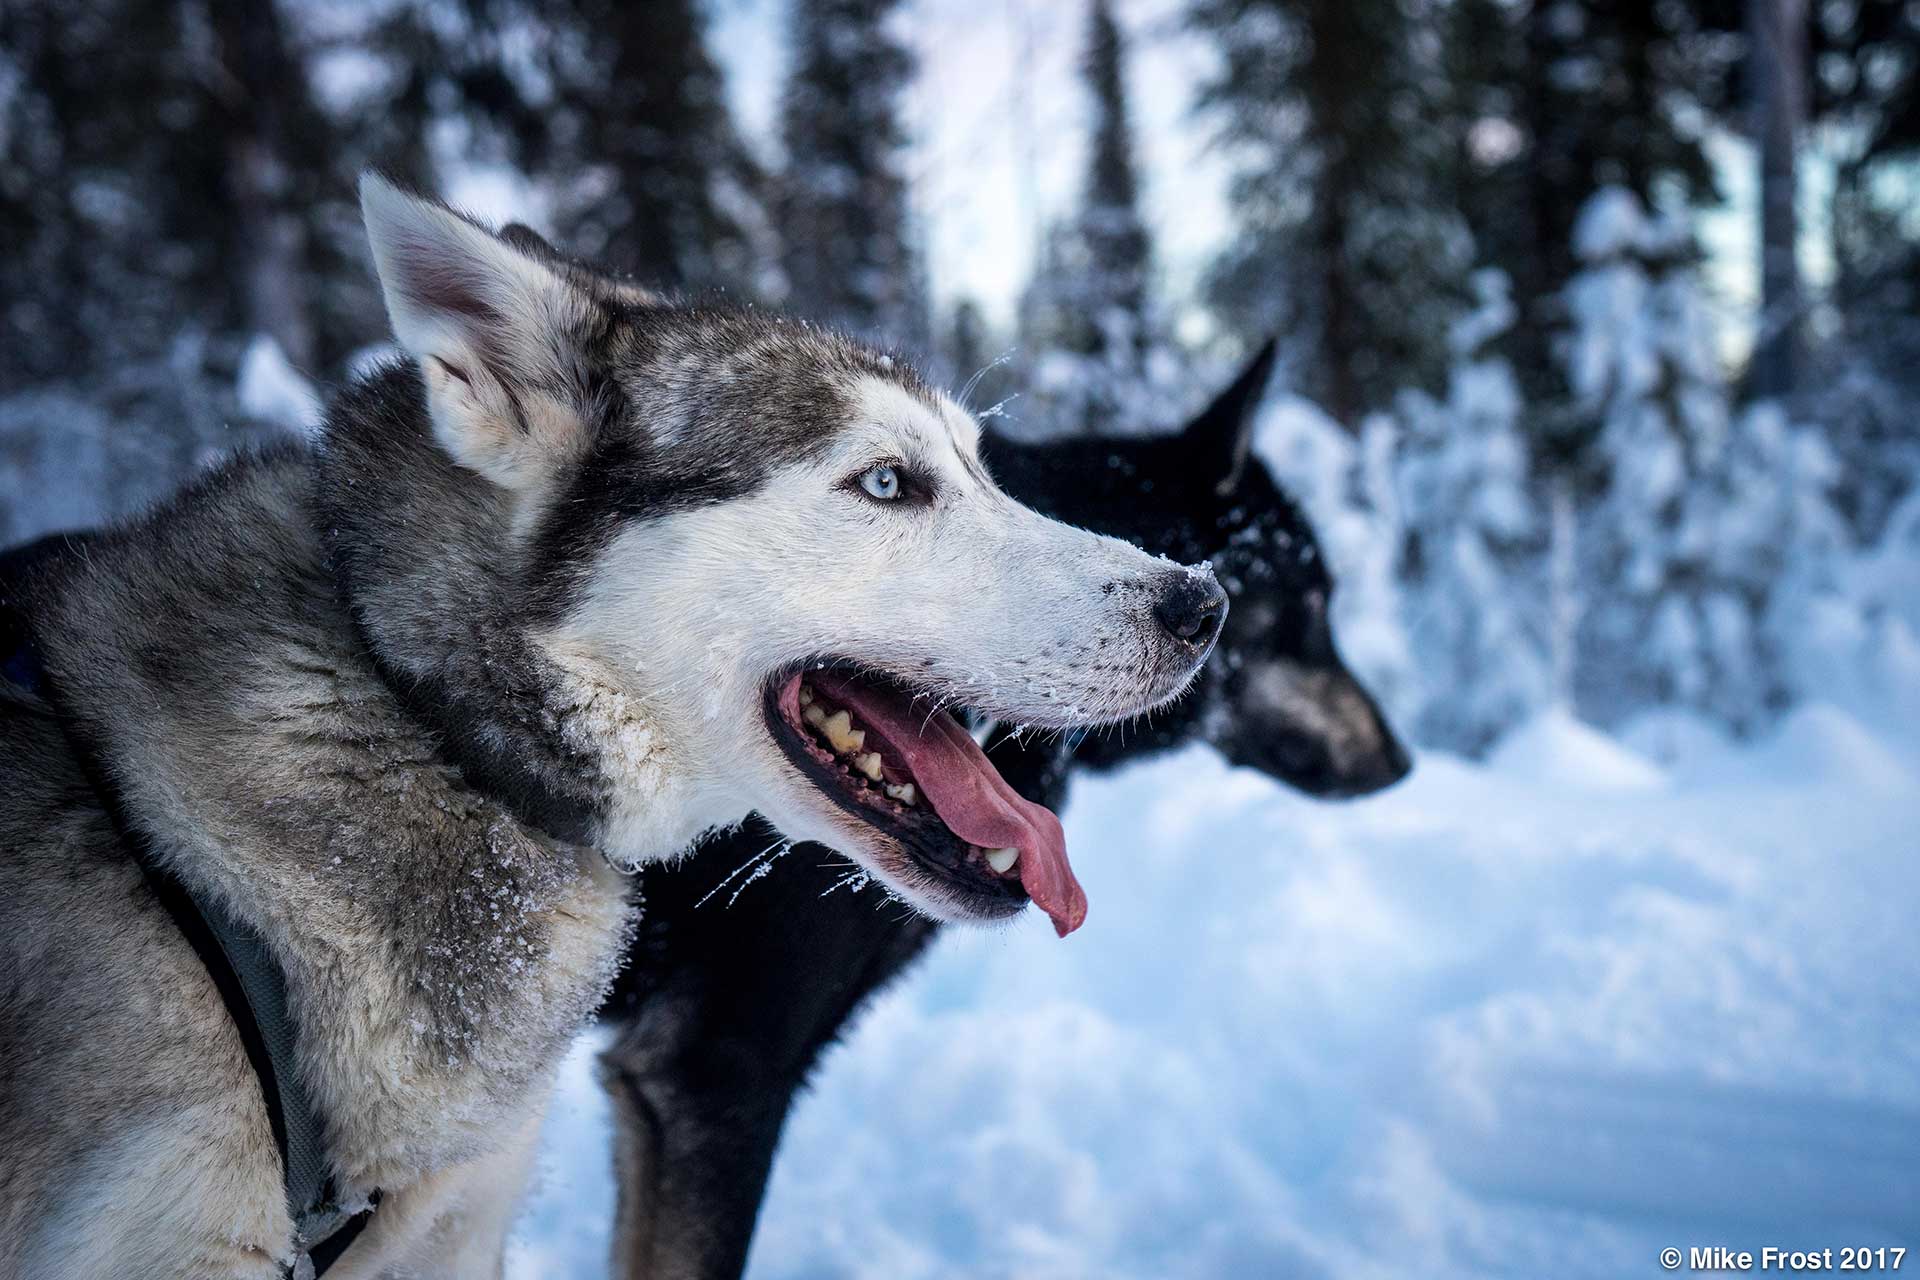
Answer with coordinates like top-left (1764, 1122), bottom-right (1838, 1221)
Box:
top-left (985, 846), bottom-right (1020, 874)
top-left (821, 710), bottom-right (864, 754)
top-left (803, 702), bottom-right (829, 730)
top-left (855, 752), bottom-right (884, 781)
top-left (884, 782), bottom-right (917, 806)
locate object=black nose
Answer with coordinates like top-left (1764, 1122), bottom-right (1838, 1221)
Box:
top-left (1154, 572), bottom-right (1228, 647)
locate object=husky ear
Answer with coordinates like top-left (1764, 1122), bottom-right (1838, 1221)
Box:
top-left (1183, 337), bottom-right (1278, 496)
top-left (497, 222), bottom-right (561, 259)
top-left (500, 220), bottom-right (666, 310)
top-left (360, 174), bottom-right (600, 490)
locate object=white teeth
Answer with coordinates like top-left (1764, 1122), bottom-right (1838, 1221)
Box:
top-left (798, 683), bottom-right (815, 706)
top-left (803, 702), bottom-right (828, 731)
top-left (985, 846), bottom-right (1020, 874)
top-left (884, 781), bottom-right (917, 806)
top-left (854, 752), bottom-right (884, 781)
top-left (821, 710), bottom-right (865, 755)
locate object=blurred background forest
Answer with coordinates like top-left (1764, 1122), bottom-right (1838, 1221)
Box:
top-left (2, 0), bottom-right (1918, 758)
top-left (8, 5), bottom-right (1920, 1273)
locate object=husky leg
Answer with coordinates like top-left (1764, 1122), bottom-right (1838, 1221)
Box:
top-left (319, 1107), bottom-right (546, 1280)
top-left (602, 1049), bottom-right (666, 1280)
top-left (599, 1040), bottom-right (789, 1280)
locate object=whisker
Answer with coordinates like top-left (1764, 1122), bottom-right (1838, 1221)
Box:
top-left (957, 347), bottom-right (1017, 410)
top-left (819, 868), bottom-right (872, 897)
top-left (976, 391), bottom-right (1021, 423)
top-left (697, 834), bottom-right (791, 908)
top-left (725, 842), bottom-right (794, 907)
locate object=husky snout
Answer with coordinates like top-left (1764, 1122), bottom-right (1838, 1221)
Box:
top-left (1221, 654), bottom-right (1410, 797)
top-left (954, 511), bottom-right (1226, 729)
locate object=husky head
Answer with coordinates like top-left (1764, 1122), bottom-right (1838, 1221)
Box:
top-left (985, 342), bottom-right (1409, 798)
top-left (324, 176), bottom-right (1225, 936)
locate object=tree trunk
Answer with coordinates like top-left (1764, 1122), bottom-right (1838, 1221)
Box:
top-left (1749, 0), bottom-right (1805, 399)
top-left (1548, 476), bottom-right (1579, 709)
top-left (208, 0), bottom-right (316, 369)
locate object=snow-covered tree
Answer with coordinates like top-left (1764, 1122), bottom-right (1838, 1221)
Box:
top-left (1564, 187), bottom-right (1847, 732)
top-left (1018, 0), bottom-right (1186, 436)
top-left (1812, 2), bottom-right (1920, 543)
top-left (1252, 396), bottom-right (1419, 733)
top-left (1430, 0), bottom-right (1739, 475)
top-left (1795, 484), bottom-right (1920, 735)
top-left (1017, 227), bottom-right (1189, 437)
top-left (1022, 0), bottom-right (1150, 364)
top-left (0, 0), bottom-right (341, 547)
top-left (1566, 187), bottom-right (1726, 719)
top-left (776, 0), bottom-right (927, 348)
top-left (0, 338), bottom-right (290, 543)
top-left (1394, 270), bottom-right (1551, 752)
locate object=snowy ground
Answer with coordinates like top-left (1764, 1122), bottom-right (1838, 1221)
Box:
top-left (508, 703), bottom-right (1919, 1279)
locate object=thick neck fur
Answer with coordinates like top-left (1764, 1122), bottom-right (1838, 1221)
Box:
top-left (27, 442), bottom-right (635, 1192)
top-left (316, 361), bottom-right (751, 867)
top-left (317, 363), bottom-right (619, 845)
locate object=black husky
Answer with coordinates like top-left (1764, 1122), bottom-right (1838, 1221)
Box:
top-left (595, 342), bottom-right (1409, 1280)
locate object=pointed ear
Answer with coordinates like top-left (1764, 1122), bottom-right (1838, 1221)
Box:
top-left (1182, 337), bottom-right (1277, 496)
top-left (501, 221), bottom-right (666, 309)
top-left (359, 174), bottom-right (601, 489)
top-left (497, 222), bottom-right (561, 259)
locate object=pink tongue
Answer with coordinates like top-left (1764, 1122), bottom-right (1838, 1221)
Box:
top-left (811, 674), bottom-right (1087, 936)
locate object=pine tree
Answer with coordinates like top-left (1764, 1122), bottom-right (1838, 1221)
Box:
top-left (942, 298), bottom-right (1017, 416)
top-left (0, 0), bottom-right (313, 538)
top-left (1078, 0), bottom-right (1150, 341)
top-left (1026, 0), bottom-right (1150, 361)
top-left (1466, 0), bottom-right (1743, 479)
top-left (322, 0), bottom-right (767, 304)
top-left (0, 0), bottom-right (337, 383)
top-left (1394, 270), bottom-right (1549, 752)
top-left (522, 0), bottom-right (766, 297)
top-left (1435, 0), bottom-right (1528, 262)
top-left (776, 0), bottom-right (926, 348)
top-left (283, 1), bottom-right (442, 363)
top-left (1019, 0), bottom-right (1178, 433)
top-left (946, 299), bottom-right (990, 393)
top-left (1811, 0), bottom-right (1920, 539)
top-left (1190, 0), bottom-right (1472, 425)
top-left (1563, 188), bottom-right (1842, 730)
top-left (1563, 188), bottom-right (1720, 718)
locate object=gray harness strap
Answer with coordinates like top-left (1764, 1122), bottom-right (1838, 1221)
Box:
top-left (1, 623), bottom-right (379, 1276)
top-left (188, 879), bottom-right (379, 1271)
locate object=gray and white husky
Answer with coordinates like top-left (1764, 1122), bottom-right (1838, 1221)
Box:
top-left (0, 176), bottom-right (1224, 1278)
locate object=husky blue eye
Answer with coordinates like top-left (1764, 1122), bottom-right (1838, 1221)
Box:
top-left (858, 464), bottom-right (901, 502)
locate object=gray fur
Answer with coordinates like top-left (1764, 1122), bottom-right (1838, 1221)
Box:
top-left (0, 178), bottom-right (1220, 1276)
top-left (2, 450), bottom-right (630, 1276)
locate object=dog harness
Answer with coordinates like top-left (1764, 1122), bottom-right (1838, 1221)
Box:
top-left (0, 609), bottom-right (380, 1278)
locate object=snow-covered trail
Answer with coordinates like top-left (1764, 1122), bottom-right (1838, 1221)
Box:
top-left (509, 707), bottom-right (1920, 1279)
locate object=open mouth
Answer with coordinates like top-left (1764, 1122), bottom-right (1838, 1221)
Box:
top-left (761, 665), bottom-right (1087, 936)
